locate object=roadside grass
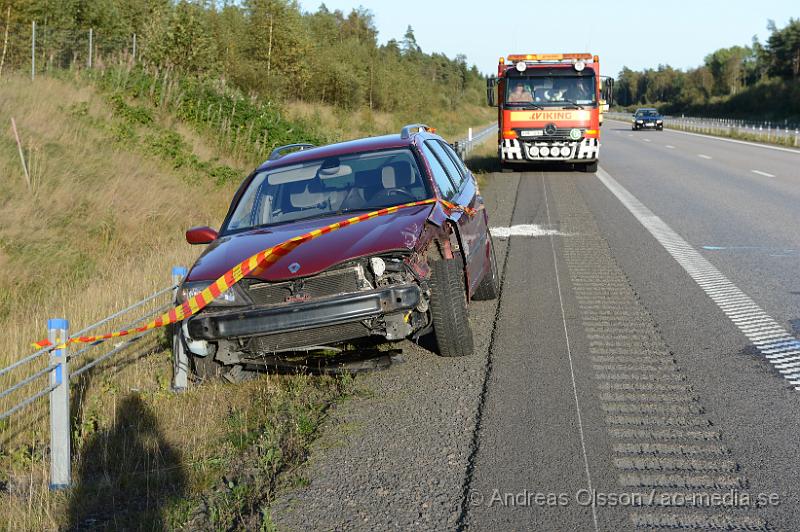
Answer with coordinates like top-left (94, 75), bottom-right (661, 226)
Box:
top-left (465, 135), bottom-right (500, 188)
top-left (0, 69), bottom-right (493, 530)
top-left (285, 99), bottom-right (495, 143)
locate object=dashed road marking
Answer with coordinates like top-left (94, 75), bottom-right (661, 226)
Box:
top-left (597, 167), bottom-right (800, 390)
top-left (665, 145), bottom-right (675, 149)
top-left (751, 169), bottom-right (775, 177)
top-left (697, 154), bottom-right (712, 159)
top-left (643, 138), bottom-right (652, 142)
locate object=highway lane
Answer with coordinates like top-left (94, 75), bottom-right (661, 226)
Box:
top-left (271, 134), bottom-right (800, 530)
top-left (601, 121), bottom-right (800, 352)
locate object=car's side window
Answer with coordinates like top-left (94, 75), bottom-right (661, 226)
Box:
top-left (425, 140), bottom-right (463, 189)
top-left (436, 140), bottom-right (470, 185)
top-left (420, 142), bottom-right (457, 199)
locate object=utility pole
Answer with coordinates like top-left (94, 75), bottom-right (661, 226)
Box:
top-left (31, 21), bottom-right (36, 80)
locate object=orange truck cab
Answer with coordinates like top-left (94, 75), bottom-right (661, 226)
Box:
top-left (487, 53), bottom-right (614, 172)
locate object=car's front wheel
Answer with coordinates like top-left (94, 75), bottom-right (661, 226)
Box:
top-left (174, 327), bottom-right (225, 382)
top-left (429, 258), bottom-right (474, 357)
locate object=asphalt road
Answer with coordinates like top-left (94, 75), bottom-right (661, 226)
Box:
top-left (272, 125), bottom-right (800, 531)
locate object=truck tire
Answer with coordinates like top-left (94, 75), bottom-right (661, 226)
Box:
top-left (473, 233), bottom-right (499, 301)
top-left (429, 258), bottom-right (474, 357)
top-left (582, 161), bottom-right (598, 173)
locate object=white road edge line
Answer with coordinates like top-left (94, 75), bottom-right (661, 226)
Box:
top-left (596, 167), bottom-right (800, 391)
top-left (607, 118), bottom-right (800, 155)
top-left (698, 154), bottom-right (712, 159)
top-left (542, 175), bottom-right (600, 532)
top-left (751, 170), bottom-right (776, 178)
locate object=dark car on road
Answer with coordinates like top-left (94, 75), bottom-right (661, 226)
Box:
top-left (632, 108), bottom-right (664, 130)
top-left (174, 124), bottom-right (498, 380)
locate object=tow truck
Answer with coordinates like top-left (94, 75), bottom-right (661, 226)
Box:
top-left (487, 53), bottom-right (614, 172)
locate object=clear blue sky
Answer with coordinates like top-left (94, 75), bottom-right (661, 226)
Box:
top-left (298, 0), bottom-right (797, 77)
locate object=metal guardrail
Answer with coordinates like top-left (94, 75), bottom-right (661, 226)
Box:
top-left (453, 123), bottom-right (498, 160)
top-left (0, 266), bottom-right (187, 489)
top-left (606, 112), bottom-right (800, 147)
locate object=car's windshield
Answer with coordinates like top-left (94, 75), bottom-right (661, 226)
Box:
top-left (223, 148), bottom-right (431, 233)
top-left (505, 74), bottom-right (596, 107)
top-left (636, 109), bottom-right (659, 117)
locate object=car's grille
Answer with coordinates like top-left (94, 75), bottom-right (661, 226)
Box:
top-left (243, 321), bottom-right (369, 353)
top-left (246, 266), bottom-right (362, 306)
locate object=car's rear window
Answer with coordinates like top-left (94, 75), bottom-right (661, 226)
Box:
top-left (223, 149), bottom-right (431, 233)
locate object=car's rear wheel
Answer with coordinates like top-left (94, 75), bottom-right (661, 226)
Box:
top-left (473, 233), bottom-right (499, 301)
top-left (429, 258), bottom-right (474, 357)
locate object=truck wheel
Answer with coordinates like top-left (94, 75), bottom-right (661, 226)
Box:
top-left (500, 161), bottom-right (514, 173)
top-left (429, 258), bottom-right (474, 357)
top-left (473, 233), bottom-right (499, 301)
top-left (582, 161), bottom-right (598, 173)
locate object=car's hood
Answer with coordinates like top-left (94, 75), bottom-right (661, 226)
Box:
top-left (187, 205), bottom-right (433, 282)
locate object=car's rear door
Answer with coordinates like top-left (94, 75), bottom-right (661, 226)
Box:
top-left (420, 139), bottom-right (488, 293)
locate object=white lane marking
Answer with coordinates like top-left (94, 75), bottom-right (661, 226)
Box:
top-left (751, 170), bottom-right (775, 178)
top-left (665, 145), bottom-right (675, 149)
top-left (643, 138), bottom-right (652, 143)
top-left (490, 224), bottom-right (565, 239)
top-left (596, 167), bottom-right (800, 390)
top-left (542, 176), bottom-right (599, 532)
top-left (607, 118), bottom-right (800, 155)
top-left (698, 154), bottom-right (712, 159)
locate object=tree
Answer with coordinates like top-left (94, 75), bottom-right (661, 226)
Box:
top-left (765, 18), bottom-right (800, 79)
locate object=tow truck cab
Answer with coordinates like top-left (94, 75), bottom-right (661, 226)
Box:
top-left (487, 53), bottom-right (614, 172)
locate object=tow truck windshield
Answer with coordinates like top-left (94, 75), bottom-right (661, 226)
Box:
top-left (505, 74), bottom-right (596, 107)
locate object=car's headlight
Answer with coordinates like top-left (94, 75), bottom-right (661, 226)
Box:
top-left (637, 119), bottom-right (643, 123)
top-left (657, 119), bottom-right (663, 123)
top-left (177, 281), bottom-right (246, 306)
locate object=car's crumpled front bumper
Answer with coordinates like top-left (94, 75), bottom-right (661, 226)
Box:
top-left (186, 284), bottom-right (421, 341)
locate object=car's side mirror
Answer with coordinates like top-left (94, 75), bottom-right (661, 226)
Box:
top-left (186, 226), bottom-right (218, 245)
top-left (486, 77), bottom-right (498, 107)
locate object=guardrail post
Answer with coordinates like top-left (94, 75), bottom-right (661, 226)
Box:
top-left (171, 266), bottom-right (189, 392)
top-left (48, 318), bottom-right (70, 490)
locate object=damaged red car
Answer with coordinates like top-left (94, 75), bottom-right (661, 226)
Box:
top-left (174, 124), bottom-right (498, 379)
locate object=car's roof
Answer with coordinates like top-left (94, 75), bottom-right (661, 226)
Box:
top-left (636, 108), bottom-right (659, 112)
top-left (256, 132), bottom-right (438, 172)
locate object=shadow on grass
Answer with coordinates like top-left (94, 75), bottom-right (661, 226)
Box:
top-left (67, 394), bottom-right (186, 530)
